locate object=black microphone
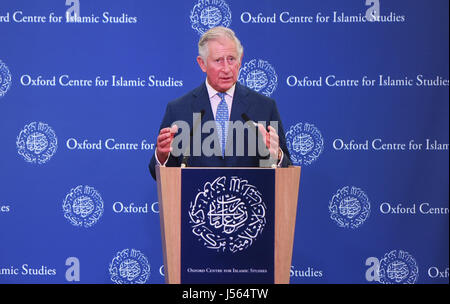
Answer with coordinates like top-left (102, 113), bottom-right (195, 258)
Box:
top-left (241, 113), bottom-right (258, 129)
top-left (181, 109), bottom-right (205, 167)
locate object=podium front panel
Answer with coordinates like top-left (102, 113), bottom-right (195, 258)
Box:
top-left (180, 168), bottom-right (275, 284)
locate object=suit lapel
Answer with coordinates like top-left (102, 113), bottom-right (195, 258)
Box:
top-left (228, 83), bottom-right (252, 165)
top-left (229, 82), bottom-right (251, 123)
top-left (191, 82), bottom-right (214, 122)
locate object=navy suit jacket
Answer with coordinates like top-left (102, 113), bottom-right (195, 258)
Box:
top-left (149, 82), bottom-right (292, 180)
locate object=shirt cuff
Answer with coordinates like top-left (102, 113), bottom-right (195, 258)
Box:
top-left (155, 148), bottom-right (170, 167)
top-left (277, 149), bottom-right (284, 167)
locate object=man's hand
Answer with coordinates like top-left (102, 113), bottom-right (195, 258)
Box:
top-left (156, 125), bottom-right (178, 164)
top-left (257, 124), bottom-right (280, 161)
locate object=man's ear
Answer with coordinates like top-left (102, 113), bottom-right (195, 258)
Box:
top-left (197, 56), bottom-right (207, 73)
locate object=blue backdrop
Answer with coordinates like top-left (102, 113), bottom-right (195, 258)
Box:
top-left (0, 0), bottom-right (448, 284)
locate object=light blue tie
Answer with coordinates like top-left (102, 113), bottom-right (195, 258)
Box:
top-left (216, 92), bottom-right (229, 156)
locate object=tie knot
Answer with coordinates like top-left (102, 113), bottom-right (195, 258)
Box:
top-left (217, 92), bottom-right (226, 101)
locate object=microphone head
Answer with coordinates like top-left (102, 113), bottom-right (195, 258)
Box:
top-left (241, 113), bottom-right (250, 122)
top-left (241, 113), bottom-right (258, 128)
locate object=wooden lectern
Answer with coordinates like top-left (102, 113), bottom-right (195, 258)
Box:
top-left (156, 166), bottom-right (301, 284)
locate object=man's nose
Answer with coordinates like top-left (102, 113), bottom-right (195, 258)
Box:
top-left (222, 61), bottom-right (231, 73)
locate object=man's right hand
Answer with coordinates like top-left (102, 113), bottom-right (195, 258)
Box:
top-left (156, 125), bottom-right (178, 164)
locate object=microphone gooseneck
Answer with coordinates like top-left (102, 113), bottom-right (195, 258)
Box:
top-left (181, 109), bottom-right (205, 168)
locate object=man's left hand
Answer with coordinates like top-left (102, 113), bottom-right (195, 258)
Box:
top-left (258, 124), bottom-right (280, 161)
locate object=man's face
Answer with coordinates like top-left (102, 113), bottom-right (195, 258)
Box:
top-left (197, 37), bottom-right (242, 92)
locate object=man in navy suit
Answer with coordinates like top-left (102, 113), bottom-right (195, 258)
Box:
top-left (149, 26), bottom-right (291, 180)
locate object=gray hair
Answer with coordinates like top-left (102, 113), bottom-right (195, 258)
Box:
top-left (198, 26), bottom-right (244, 63)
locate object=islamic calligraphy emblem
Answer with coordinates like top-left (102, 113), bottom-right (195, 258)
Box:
top-left (238, 59), bottom-right (278, 97)
top-left (0, 59), bottom-right (12, 98)
top-left (329, 186), bottom-right (370, 229)
top-left (190, 0), bottom-right (232, 35)
top-left (16, 122), bottom-right (58, 164)
top-left (285, 122), bottom-right (324, 166)
top-left (62, 185), bottom-right (104, 228)
top-left (378, 250), bottom-right (419, 284)
top-left (109, 248), bottom-right (151, 284)
top-left (189, 176), bottom-right (267, 253)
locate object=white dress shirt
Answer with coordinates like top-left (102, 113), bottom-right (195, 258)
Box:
top-left (205, 79), bottom-right (235, 120)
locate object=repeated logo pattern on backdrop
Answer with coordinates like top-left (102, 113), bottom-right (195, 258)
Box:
top-left (365, 249), bottom-right (420, 284)
top-left (378, 250), bottom-right (419, 284)
top-left (0, 59), bottom-right (11, 98)
top-left (190, 0), bottom-right (232, 35)
top-left (0, 0), bottom-right (448, 284)
top-left (238, 59), bottom-right (278, 97)
top-left (329, 186), bottom-right (371, 229)
top-left (62, 185), bottom-right (104, 228)
top-left (109, 249), bottom-right (151, 284)
top-left (285, 122), bottom-right (324, 166)
top-left (16, 122), bottom-right (58, 165)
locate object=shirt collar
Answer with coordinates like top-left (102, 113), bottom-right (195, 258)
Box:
top-left (205, 79), bottom-right (236, 99)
